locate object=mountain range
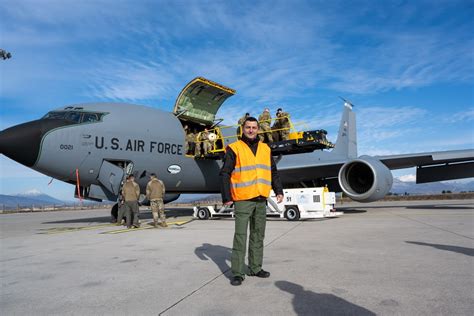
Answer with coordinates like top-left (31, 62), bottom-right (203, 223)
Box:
top-left (390, 179), bottom-right (474, 194)
top-left (0, 189), bottom-right (79, 209)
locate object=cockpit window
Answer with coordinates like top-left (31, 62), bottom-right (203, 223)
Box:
top-left (42, 111), bottom-right (105, 124)
top-left (82, 113), bottom-right (99, 123)
top-left (64, 111), bottom-right (82, 123)
top-left (43, 111), bottom-right (67, 119)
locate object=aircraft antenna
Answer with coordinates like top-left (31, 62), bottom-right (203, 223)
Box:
top-left (339, 96), bottom-right (355, 109)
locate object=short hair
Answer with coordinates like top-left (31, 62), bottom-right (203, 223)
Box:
top-left (243, 116), bottom-right (259, 126)
top-left (150, 173), bottom-right (157, 177)
top-left (245, 112), bottom-right (250, 116)
top-left (127, 174), bottom-right (134, 179)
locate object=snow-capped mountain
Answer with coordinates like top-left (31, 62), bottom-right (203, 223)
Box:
top-left (0, 190), bottom-right (66, 208)
top-left (15, 190), bottom-right (65, 205)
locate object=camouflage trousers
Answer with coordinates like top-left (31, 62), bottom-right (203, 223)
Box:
top-left (258, 123), bottom-right (273, 143)
top-left (195, 141), bottom-right (212, 156)
top-left (150, 199), bottom-right (166, 223)
top-left (185, 141), bottom-right (195, 155)
top-left (280, 126), bottom-right (290, 141)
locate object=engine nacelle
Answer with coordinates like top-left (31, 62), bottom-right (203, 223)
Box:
top-left (338, 155), bottom-right (393, 202)
top-left (164, 193), bottom-right (181, 204)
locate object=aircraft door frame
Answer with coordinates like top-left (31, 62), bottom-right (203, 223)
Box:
top-left (96, 160), bottom-right (129, 195)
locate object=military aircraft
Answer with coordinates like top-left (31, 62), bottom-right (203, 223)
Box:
top-left (1, 77), bottom-right (473, 220)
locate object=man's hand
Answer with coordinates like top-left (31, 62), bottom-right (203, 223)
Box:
top-left (276, 194), bottom-right (284, 203)
top-left (224, 201), bottom-right (233, 206)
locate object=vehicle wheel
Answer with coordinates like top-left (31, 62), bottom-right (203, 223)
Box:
top-left (111, 203), bottom-right (118, 223)
top-left (285, 206), bottom-right (300, 221)
top-left (197, 207), bottom-right (210, 220)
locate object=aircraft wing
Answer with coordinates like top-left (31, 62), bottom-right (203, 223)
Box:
top-left (277, 149), bottom-right (474, 185)
top-left (376, 149), bottom-right (474, 183)
top-left (277, 159), bottom-right (347, 183)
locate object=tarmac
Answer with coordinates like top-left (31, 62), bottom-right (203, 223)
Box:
top-left (0, 199), bottom-right (473, 315)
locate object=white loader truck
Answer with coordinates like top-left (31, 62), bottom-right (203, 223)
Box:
top-left (193, 187), bottom-right (343, 221)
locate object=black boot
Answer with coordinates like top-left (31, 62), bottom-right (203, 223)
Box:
top-left (231, 276), bottom-right (243, 286)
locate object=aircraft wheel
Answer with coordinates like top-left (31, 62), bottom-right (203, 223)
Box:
top-left (285, 206), bottom-right (300, 221)
top-left (197, 207), bottom-right (210, 220)
top-left (111, 203), bottom-right (118, 223)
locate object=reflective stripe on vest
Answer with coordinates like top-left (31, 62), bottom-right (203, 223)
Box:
top-left (229, 140), bottom-right (272, 201)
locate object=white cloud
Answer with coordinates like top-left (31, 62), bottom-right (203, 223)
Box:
top-left (3, 1), bottom-right (472, 106)
top-left (446, 109), bottom-right (474, 124)
top-left (398, 174), bottom-right (416, 182)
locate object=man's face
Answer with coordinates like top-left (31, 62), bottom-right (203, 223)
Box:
top-left (243, 121), bottom-right (259, 140)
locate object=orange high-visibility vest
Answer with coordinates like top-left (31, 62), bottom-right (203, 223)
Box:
top-left (229, 140), bottom-right (272, 201)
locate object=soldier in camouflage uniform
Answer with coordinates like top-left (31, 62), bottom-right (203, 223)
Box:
top-left (184, 125), bottom-right (195, 155)
top-left (146, 173), bottom-right (166, 228)
top-left (195, 128), bottom-right (212, 157)
top-left (122, 174), bottom-right (141, 228)
top-left (258, 108), bottom-right (273, 143)
top-left (115, 192), bottom-right (126, 225)
top-left (276, 108), bottom-right (291, 141)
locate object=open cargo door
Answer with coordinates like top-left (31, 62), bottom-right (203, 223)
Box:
top-left (173, 77), bottom-right (235, 126)
top-left (97, 160), bottom-right (125, 195)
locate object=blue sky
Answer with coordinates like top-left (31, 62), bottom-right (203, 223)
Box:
top-left (1, 0), bottom-right (473, 200)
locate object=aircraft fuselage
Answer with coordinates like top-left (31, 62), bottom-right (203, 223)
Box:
top-left (2, 103), bottom-right (224, 201)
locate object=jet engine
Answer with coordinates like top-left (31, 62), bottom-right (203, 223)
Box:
top-left (164, 193), bottom-right (181, 204)
top-left (338, 155), bottom-right (393, 202)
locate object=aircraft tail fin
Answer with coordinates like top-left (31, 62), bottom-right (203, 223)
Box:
top-left (332, 100), bottom-right (357, 158)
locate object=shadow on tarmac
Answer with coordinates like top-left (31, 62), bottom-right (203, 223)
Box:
top-left (42, 208), bottom-right (193, 224)
top-left (337, 208), bottom-right (367, 214)
top-left (405, 205), bottom-right (473, 210)
top-left (275, 281), bottom-right (375, 316)
top-left (195, 243), bottom-right (232, 275)
top-left (406, 241), bottom-right (474, 257)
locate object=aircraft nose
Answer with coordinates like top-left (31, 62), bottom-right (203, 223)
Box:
top-left (0, 120), bottom-right (45, 167)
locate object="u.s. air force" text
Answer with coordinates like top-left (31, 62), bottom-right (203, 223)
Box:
top-left (94, 136), bottom-right (182, 155)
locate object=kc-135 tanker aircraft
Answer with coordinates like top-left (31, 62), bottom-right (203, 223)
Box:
top-left (1, 77), bottom-right (473, 219)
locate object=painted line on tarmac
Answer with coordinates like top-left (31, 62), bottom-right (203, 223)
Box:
top-left (38, 223), bottom-right (117, 234)
top-left (101, 219), bottom-right (194, 234)
top-left (38, 218), bottom-right (194, 235)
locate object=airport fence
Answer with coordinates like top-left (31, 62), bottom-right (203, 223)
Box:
top-left (0, 203), bottom-right (114, 214)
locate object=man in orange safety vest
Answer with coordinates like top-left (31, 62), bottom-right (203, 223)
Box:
top-left (220, 116), bottom-right (284, 286)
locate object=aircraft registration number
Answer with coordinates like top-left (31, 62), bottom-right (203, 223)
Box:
top-left (60, 144), bottom-right (74, 150)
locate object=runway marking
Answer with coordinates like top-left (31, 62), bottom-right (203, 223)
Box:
top-left (39, 223), bottom-right (117, 234)
top-left (101, 219), bottom-right (194, 234)
top-left (38, 219), bottom-right (194, 235)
